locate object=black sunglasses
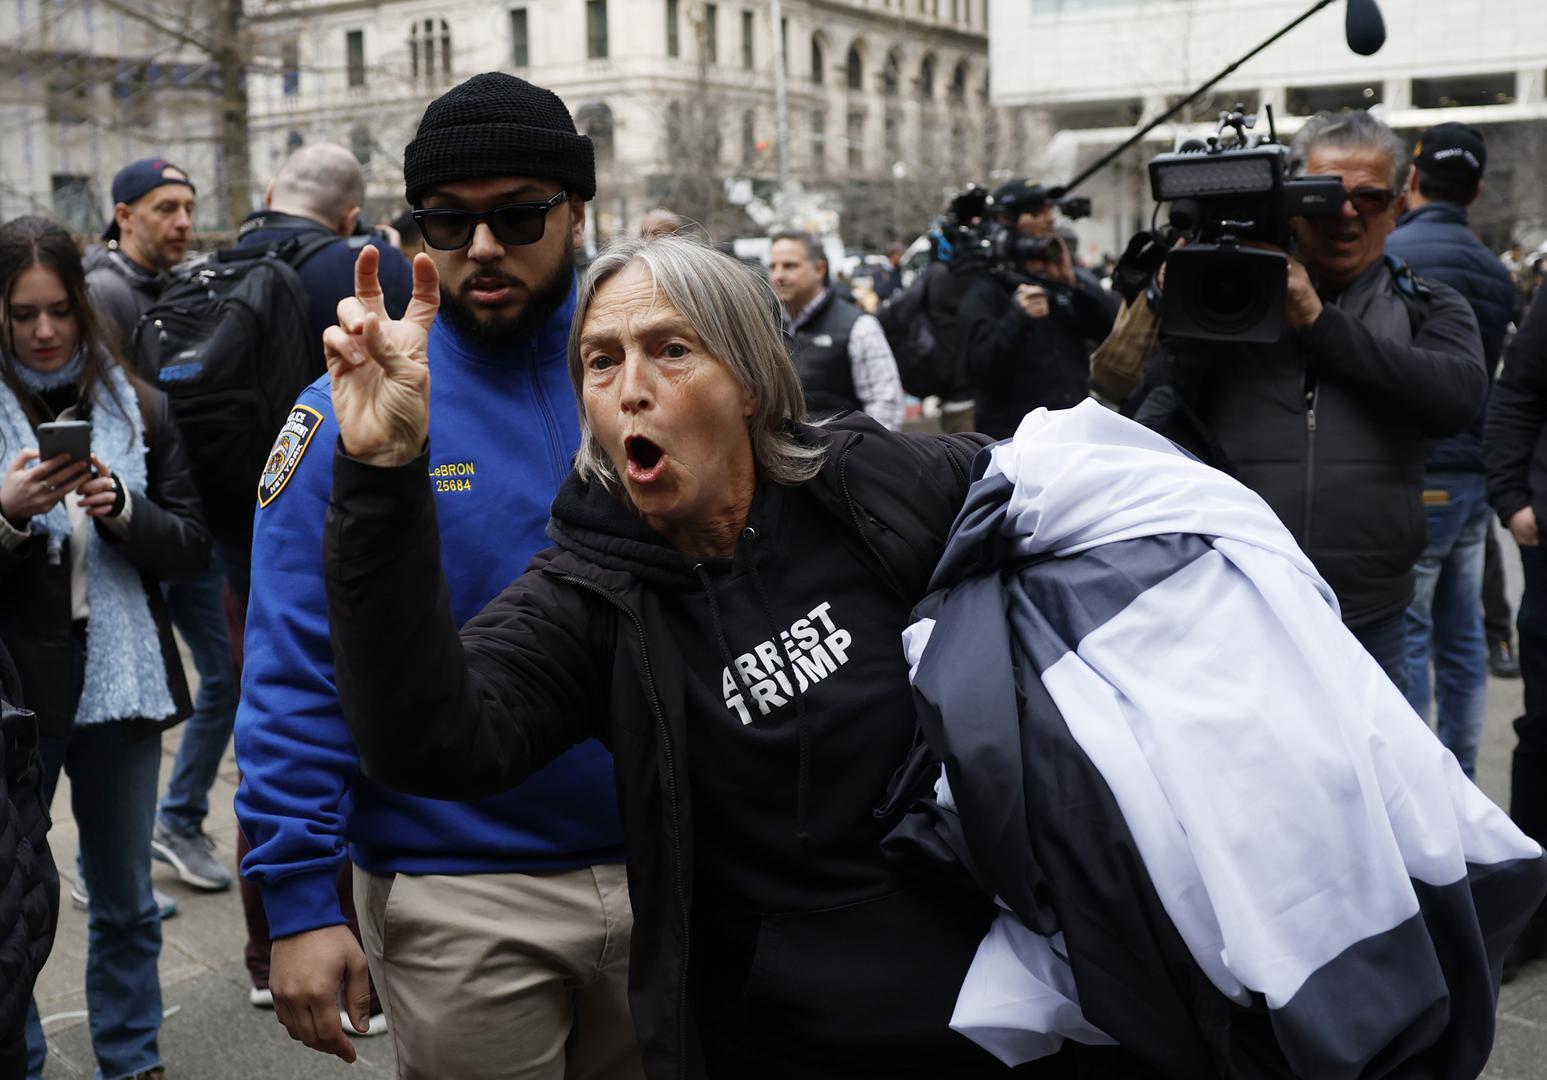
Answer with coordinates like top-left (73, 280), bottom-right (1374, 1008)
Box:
top-left (411, 190), bottom-right (567, 250)
top-left (1346, 187), bottom-right (1398, 215)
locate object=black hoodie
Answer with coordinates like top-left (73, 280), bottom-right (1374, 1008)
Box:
top-left (328, 415), bottom-right (1129, 1077)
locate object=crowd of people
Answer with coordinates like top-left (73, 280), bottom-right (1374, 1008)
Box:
top-left (0, 65), bottom-right (1545, 1080)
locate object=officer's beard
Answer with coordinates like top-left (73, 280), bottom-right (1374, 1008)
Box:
top-left (437, 234), bottom-right (575, 350)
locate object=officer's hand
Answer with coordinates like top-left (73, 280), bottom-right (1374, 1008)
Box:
top-left (324, 245), bottom-right (438, 468)
top-left (1015, 284), bottom-right (1051, 320)
top-left (270, 924), bottom-right (374, 1063)
top-left (1509, 506), bottom-right (1539, 547)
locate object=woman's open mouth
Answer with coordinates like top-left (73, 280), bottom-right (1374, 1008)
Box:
top-left (625, 435), bottom-right (668, 484)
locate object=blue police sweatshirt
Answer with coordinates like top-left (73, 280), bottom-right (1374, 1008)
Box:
top-left (234, 286), bottom-right (624, 939)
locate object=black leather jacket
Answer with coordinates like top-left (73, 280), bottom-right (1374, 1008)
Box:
top-left (325, 416), bottom-right (998, 1080)
top-left (0, 376), bottom-right (210, 737)
top-left (1135, 258), bottom-right (1485, 628)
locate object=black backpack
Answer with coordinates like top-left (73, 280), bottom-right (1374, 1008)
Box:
top-left (131, 233), bottom-right (351, 550)
top-left (876, 268), bottom-right (952, 400)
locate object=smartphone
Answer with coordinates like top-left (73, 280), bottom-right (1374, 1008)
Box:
top-left (35, 420), bottom-right (92, 464)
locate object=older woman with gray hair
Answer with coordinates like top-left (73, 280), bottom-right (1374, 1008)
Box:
top-left (316, 234), bottom-right (1141, 1078)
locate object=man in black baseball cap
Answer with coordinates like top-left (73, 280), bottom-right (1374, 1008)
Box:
top-left (235, 72), bottom-right (638, 1076)
top-left (84, 157), bottom-right (197, 356)
top-left (1387, 122), bottom-right (1516, 794)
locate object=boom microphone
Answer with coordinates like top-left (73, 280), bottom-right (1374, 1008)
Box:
top-left (1345, 0), bottom-right (1386, 56)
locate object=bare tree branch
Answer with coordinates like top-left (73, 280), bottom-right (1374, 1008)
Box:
top-left (93, 0), bottom-right (216, 56)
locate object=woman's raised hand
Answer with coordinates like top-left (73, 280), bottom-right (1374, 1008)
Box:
top-left (323, 246), bottom-right (439, 467)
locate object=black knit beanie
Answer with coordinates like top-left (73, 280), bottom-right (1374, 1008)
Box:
top-left (403, 72), bottom-right (596, 204)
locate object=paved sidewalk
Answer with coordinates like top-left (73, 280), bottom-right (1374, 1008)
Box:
top-left (29, 532), bottom-right (1547, 1078)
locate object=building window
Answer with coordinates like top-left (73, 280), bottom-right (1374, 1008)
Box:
top-left (51, 175), bottom-right (96, 233)
top-left (46, 76), bottom-right (91, 125)
top-left (408, 19), bottom-right (452, 83)
top-left (811, 35), bottom-right (824, 85)
top-left (951, 0), bottom-right (959, 20)
top-left (1411, 73), bottom-right (1517, 109)
top-left (587, 0), bottom-right (609, 59)
top-left (847, 110), bottom-right (865, 171)
top-left (810, 109), bottom-right (826, 174)
top-left (577, 102), bottom-right (615, 165)
top-left (948, 61), bottom-right (967, 104)
top-left (345, 29), bottom-right (365, 87)
top-left (1285, 82), bottom-right (1381, 115)
top-left (918, 54), bottom-right (934, 100)
top-left (780, 17), bottom-right (788, 73)
top-left (287, 129), bottom-right (305, 152)
top-left (350, 124), bottom-right (373, 166)
top-left (881, 51), bottom-right (899, 97)
top-left (741, 109), bottom-right (756, 165)
top-left (666, 101), bottom-right (684, 147)
top-left (666, 0), bottom-right (679, 58)
top-left (281, 40), bottom-right (300, 96)
top-left (511, 8), bottom-right (529, 67)
top-left (846, 46), bottom-right (862, 92)
top-left (704, 4), bottom-right (718, 64)
top-left (741, 10), bottom-right (753, 70)
top-left (884, 110), bottom-right (899, 157)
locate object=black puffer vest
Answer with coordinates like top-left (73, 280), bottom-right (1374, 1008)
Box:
top-left (792, 291), bottom-right (863, 419)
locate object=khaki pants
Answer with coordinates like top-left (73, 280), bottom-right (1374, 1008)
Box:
top-left (356, 864), bottom-right (643, 1080)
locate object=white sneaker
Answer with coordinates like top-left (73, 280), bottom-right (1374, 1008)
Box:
top-left (341, 1010), bottom-right (388, 1037)
top-left (249, 987), bottom-right (274, 1008)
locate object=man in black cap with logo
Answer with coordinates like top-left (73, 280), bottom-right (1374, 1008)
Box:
top-left (83, 158), bottom-right (197, 361)
top-left (1388, 123), bottom-right (1517, 782)
top-left (955, 178), bottom-right (1117, 438)
top-left (234, 73), bottom-right (636, 1075)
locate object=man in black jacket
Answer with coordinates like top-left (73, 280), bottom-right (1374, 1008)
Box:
top-left (957, 180), bottom-right (1116, 439)
top-left (1131, 110), bottom-right (1485, 692)
top-left (1386, 122), bottom-right (1516, 778)
top-left (1486, 286), bottom-right (1547, 975)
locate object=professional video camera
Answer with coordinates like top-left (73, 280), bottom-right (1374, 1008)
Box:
top-left (939, 183), bottom-right (1092, 271)
top-left (1148, 106), bottom-right (1345, 342)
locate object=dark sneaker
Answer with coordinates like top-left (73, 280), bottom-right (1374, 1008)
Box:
top-left (151, 823), bottom-right (233, 891)
top-left (71, 880), bottom-right (179, 919)
top-left (1491, 639), bottom-right (1522, 679)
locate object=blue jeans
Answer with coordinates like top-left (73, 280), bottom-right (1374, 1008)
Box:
top-left (1403, 471), bottom-right (1489, 778)
top-left (1351, 608), bottom-right (1410, 698)
top-left (157, 565), bottom-right (237, 837)
top-left (26, 722), bottom-right (164, 1080)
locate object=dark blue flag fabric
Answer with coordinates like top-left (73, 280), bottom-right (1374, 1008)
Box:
top-left (894, 401), bottom-right (1547, 1079)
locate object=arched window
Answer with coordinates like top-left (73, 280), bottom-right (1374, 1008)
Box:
top-left (845, 45), bottom-right (862, 92)
top-left (666, 101), bottom-right (684, 148)
top-left (409, 18), bottom-right (452, 82)
top-left (741, 109), bottom-right (756, 165)
top-left (810, 34), bottom-right (824, 86)
top-left (918, 54), bottom-right (936, 100)
top-left (881, 50), bottom-right (900, 97)
top-left (350, 123), bottom-right (372, 166)
top-left (576, 102), bottom-right (615, 166)
top-left (949, 60), bottom-right (967, 104)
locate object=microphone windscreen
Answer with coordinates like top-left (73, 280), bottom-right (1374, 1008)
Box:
top-left (1345, 0), bottom-right (1386, 56)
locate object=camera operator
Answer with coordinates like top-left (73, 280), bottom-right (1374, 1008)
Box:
top-left (1130, 110), bottom-right (1486, 691)
top-left (956, 180), bottom-right (1117, 439)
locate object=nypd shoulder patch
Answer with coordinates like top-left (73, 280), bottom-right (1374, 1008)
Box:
top-left (257, 405), bottom-right (324, 508)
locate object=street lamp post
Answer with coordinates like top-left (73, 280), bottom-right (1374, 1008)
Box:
top-left (769, 0), bottom-right (792, 212)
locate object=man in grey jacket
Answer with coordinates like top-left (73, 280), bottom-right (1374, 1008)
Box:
top-left (84, 157), bottom-right (235, 898)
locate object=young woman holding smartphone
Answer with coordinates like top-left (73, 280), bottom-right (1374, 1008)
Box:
top-left (0, 215), bottom-right (208, 1080)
